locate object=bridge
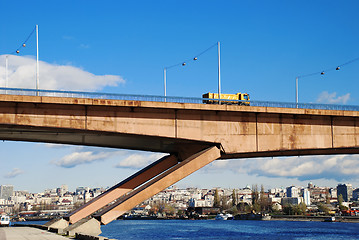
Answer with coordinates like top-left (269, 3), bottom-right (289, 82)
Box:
top-left (0, 88), bottom-right (358, 236)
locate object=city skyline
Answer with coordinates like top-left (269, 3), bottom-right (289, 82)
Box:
top-left (1, 180), bottom-right (357, 196)
top-left (1, 1), bottom-right (359, 192)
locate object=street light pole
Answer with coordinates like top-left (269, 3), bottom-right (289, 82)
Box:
top-left (295, 77), bottom-right (298, 107)
top-left (5, 55), bottom-right (8, 88)
top-left (163, 63), bottom-right (185, 99)
top-left (217, 41), bottom-right (221, 104)
top-left (164, 67), bottom-right (167, 99)
top-left (36, 24), bottom-right (39, 95)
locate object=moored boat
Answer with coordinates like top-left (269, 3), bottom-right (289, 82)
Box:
top-left (215, 213), bottom-right (233, 220)
top-left (0, 215), bottom-right (10, 227)
top-left (324, 216), bottom-right (336, 222)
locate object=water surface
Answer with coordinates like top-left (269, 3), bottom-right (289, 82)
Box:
top-left (100, 220), bottom-right (359, 240)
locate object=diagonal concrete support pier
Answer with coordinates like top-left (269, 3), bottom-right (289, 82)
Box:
top-left (63, 217), bottom-right (102, 237)
top-left (64, 154), bottom-right (178, 224)
top-left (43, 218), bottom-right (69, 229)
top-left (94, 146), bottom-right (221, 225)
top-left (46, 147), bottom-right (220, 234)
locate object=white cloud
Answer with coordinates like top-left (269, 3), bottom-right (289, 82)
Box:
top-left (210, 160), bottom-right (230, 169)
top-left (4, 168), bottom-right (24, 178)
top-left (115, 152), bottom-right (167, 169)
top-left (207, 154), bottom-right (359, 182)
top-left (317, 91), bottom-right (350, 104)
top-left (0, 55), bottom-right (125, 91)
top-left (52, 147), bottom-right (165, 169)
top-left (45, 143), bottom-right (71, 149)
top-left (54, 151), bottom-right (113, 168)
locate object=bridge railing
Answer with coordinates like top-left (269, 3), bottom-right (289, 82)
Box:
top-left (0, 87), bottom-right (358, 112)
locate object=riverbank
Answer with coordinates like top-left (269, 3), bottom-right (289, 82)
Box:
top-left (271, 215), bottom-right (359, 223)
top-left (121, 213), bottom-right (359, 222)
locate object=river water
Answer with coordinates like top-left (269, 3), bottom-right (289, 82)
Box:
top-left (16, 219), bottom-right (359, 239)
top-left (100, 220), bottom-right (359, 240)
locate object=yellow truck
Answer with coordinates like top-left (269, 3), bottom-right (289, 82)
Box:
top-left (202, 92), bottom-right (250, 106)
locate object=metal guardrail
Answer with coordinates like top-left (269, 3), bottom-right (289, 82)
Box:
top-left (0, 87), bottom-right (358, 112)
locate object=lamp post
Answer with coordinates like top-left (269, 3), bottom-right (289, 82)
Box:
top-left (5, 55), bottom-right (8, 88)
top-left (9, 25), bottom-right (39, 94)
top-left (163, 61), bottom-right (186, 99)
top-left (217, 41), bottom-right (221, 104)
top-left (36, 24), bottom-right (39, 95)
top-left (295, 65), bottom-right (342, 107)
top-left (295, 77), bottom-right (298, 107)
top-left (164, 67), bottom-right (166, 97)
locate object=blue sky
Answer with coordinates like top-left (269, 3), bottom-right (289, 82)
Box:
top-left (0, 1), bottom-right (359, 193)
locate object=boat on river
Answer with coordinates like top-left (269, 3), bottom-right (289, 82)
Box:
top-left (324, 216), bottom-right (336, 222)
top-left (0, 215), bottom-right (10, 227)
top-left (215, 213), bottom-right (233, 220)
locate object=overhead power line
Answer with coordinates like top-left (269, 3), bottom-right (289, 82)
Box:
top-left (165, 42), bottom-right (218, 69)
top-left (163, 42), bottom-right (220, 98)
top-left (3, 25), bottom-right (40, 93)
top-left (297, 56), bottom-right (359, 78)
top-left (295, 55), bottom-right (359, 105)
top-left (6, 26), bottom-right (36, 55)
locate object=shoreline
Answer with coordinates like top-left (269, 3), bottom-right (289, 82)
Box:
top-left (270, 215), bottom-right (359, 223)
top-left (121, 214), bottom-right (359, 223)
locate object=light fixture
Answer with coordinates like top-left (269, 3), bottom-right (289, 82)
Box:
top-left (22, 43), bottom-right (26, 47)
top-left (193, 57), bottom-right (198, 60)
top-left (321, 71), bottom-right (325, 75)
top-left (336, 66), bottom-right (340, 70)
top-left (182, 62), bottom-right (186, 66)
top-left (16, 50), bottom-right (19, 54)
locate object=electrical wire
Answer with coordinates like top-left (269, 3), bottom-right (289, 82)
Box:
top-left (7, 26), bottom-right (36, 55)
top-left (165, 42), bottom-right (218, 70)
top-left (297, 56), bottom-right (359, 78)
top-left (340, 57), bottom-right (359, 67)
top-left (194, 42), bottom-right (218, 58)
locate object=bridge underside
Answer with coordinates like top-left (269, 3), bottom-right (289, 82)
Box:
top-left (1, 124), bottom-right (358, 160)
top-left (0, 124), bottom-right (218, 161)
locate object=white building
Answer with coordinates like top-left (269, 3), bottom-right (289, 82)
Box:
top-left (286, 186), bottom-right (299, 198)
top-left (10, 196), bottom-right (26, 204)
top-left (303, 189), bottom-right (311, 206)
top-left (269, 197), bottom-right (282, 204)
top-left (237, 188), bottom-right (252, 204)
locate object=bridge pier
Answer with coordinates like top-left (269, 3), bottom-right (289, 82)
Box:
top-left (64, 154), bottom-right (178, 224)
top-left (63, 218), bottom-right (102, 237)
top-left (94, 146), bottom-right (221, 224)
top-left (43, 218), bottom-right (69, 234)
top-left (44, 146), bottom-right (220, 235)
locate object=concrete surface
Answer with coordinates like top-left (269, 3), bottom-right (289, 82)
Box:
top-left (0, 94), bottom-right (358, 160)
top-left (44, 218), bottom-right (69, 230)
top-left (64, 218), bottom-right (101, 237)
top-left (0, 226), bottom-right (72, 240)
